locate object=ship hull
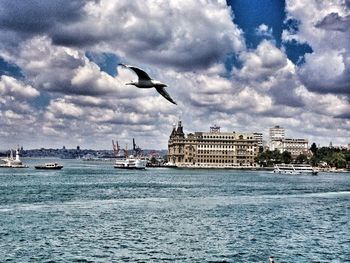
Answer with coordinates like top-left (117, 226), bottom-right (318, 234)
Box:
top-left (34, 166), bottom-right (63, 170)
top-left (0, 165), bottom-right (28, 168)
top-left (113, 165), bottom-right (145, 170)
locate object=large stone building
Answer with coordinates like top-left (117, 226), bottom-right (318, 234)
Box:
top-left (168, 121), bottom-right (259, 167)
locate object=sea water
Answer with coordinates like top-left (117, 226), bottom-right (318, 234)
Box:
top-left (0, 158), bottom-right (349, 262)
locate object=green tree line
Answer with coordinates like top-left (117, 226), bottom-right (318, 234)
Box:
top-left (255, 143), bottom-right (350, 168)
top-left (309, 143), bottom-right (349, 168)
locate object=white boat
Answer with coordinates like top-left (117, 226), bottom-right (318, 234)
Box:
top-left (273, 164), bottom-right (318, 175)
top-left (0, 149), bottom-right (28, 168)
top-left (114, 155), bottom-right (147, 170)
top-left (35, 162), bottom-right (63, 170)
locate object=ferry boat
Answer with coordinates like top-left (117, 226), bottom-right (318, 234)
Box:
top-left (273, 164), bottom-right (318, 175)
top-left (113, 138), bottom-right (147, 170)
top-left (0, 149), bottom-right (28, 168)
top-left (114, 155), bottom-right (147, 170)
top-left (34, 162), bottom-right (63, 170)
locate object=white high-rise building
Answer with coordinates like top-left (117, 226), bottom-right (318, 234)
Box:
top-left (269, 126), bottom-right (285, 141)
top-left (253, 132), bottom-right (263, 147)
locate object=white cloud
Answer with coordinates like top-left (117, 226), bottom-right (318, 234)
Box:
top-left (284, 0), bottom-right (350, 96)
top-left (3, 37), bottom-right (124, 96)
top-left (46, 99), bottom-right (84, 119)
top-left (296, 86), bottom-right (350, 117)
top-left (256, 24), bottom-right (273, 38)
top-left (71, 0), bottom-right (245, 70)
top-left (0, 0), bottom-right (349, 149)
top-left (0, 75), bottom-right (39, 99)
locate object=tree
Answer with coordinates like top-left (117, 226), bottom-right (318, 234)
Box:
top-left (330, 152), bottom-right (346, 168)
top-left (255, 150), bottom-right (274, 166)
top-left (281, 151), bottom-right (292, 164)
top-left (295, 154), bottom-right (308, 164)
top-left (255, 150), bottom-right (283, 166)
top-left (271, 150), bottom-right (282, 163)
top-left (150, 156), bottom-right (158, 164)
top-left (310, 156), bottom-right (318, 166)
top-left (310, 142), bottom-right (318, 155)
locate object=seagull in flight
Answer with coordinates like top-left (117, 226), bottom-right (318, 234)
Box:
top-left (119, 64), bottom-right (177, 105)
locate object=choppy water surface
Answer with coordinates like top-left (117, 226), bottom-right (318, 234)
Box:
top-left (0, 159), bottom-right (349, 262)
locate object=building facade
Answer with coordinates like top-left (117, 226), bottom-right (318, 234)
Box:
top-left (268, 125), bottom-right (309, 157)
top-left (269, 126), bottom-right (285, 141)
top-left (168, 121), bottom-right (259, 167)
top-left (270, 138), bottom-right (309, 157)
top-left (253, 132), bottom-right (263, 147)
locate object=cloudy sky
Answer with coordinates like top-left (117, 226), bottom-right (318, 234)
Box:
top-left (0, 0), bottom-right (349, 150)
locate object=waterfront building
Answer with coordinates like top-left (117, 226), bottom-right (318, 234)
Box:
top-left (270, 138), bottom-right (309, 158)
top-left (168, 121), bottom-right (259, 167)
top-left (268, 125), bottom-right (309, 158)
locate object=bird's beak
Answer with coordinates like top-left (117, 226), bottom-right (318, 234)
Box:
top-left (125, 82), bottom-right (133, 85)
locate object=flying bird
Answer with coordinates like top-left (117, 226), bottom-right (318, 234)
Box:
top-left (118, 64), bottom-right (177, 105)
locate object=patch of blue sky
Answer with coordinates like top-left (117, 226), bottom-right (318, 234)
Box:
top-left (0, 57), bottom-right (49, 109)
top-left (85, 52), bottom-right (121, 77)
top-left (227, 0), bottom-right (285, 48)
top-left (284, 40), bottom-right (313, 65)
top-left (31, 91), bottom-right (51, 109)
top-left (224, 52), bottom-right (242, 76)
top-left (282, 18), bottom-right (313, 65)
top-left (226, 0), bottom-right (312, 66)
top-left (0, 57), bottom-right (23, 79)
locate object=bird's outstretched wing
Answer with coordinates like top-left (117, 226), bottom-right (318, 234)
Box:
top-left (155, 87), bottom-right (177, 105)
top-left (119, 64), bottom-right (151, 80)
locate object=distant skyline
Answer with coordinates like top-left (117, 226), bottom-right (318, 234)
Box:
top-left (0, 0), bottom-right (349, 150)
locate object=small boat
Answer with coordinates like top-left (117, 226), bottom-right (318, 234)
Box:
top-left (273, 164), bottom-right (318, 175)
top-left (114, 155), bottom-right (147, 170)
top-left (0, 149), bottom-right (28, 168)
top-left (34, 162), bottom-right (63, 170)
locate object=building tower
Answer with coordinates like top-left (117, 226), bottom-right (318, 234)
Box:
top-left (269, 126), bottom-right (285, 142)
top-left (210, 124), bottom-right (221, 134)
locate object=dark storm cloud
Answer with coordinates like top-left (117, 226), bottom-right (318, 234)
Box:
top-left (58, 1), bottom-right (244, 71)
top-left (315, 12), bottom-right (350, 32)
top-left (335, 112), bottom-right (350, 119)
top-left (268, 82), bottom-right (305, 108)
top-left (0, 1), bottom-right (245, 72)
top-left (0, 0), bottom-right (86, 34)
top-left (299, 73), bottom-right (350, 95)
top-left (345, 0), bottom-right (350, 9)
top-left (51, 31), bottom-right (109, 47)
